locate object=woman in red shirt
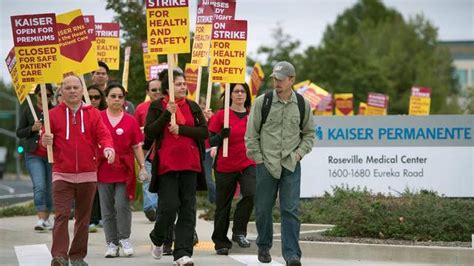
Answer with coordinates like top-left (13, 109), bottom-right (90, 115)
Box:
top-left (145, 69), bottom-right (208, 265)
top-left (97, 83), bottom-right (147, 258)
top-left (208, 83), bottom-right (256, 255)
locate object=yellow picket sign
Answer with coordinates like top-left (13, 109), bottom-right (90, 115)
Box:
top-left (142, 42), bottom-right (159, 81)
top-left (146, 0), bottom-right (190, 55)
top-left (56, 9), bottom-right (98, 76)
top-left (95, 22), bottom-right (120, 70)
top-left (185, 63), bottom-right (199, 101)
top-left (334, 93), bottom-right (354, 116)
top-left (4, 47), bottom-right (32, 104)
top-left (11, 13), bottom-right (63, 84)
top-left (409, 96), bottom-right (431, 115)
top-left (210, 20), bottom-right (247, 84)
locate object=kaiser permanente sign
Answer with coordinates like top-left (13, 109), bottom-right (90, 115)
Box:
top-left (301, 115), bottom-right (474, 197)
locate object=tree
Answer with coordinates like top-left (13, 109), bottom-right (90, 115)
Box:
top-left (464, 86), bottom-right (474, 114)
top-left (0, 80), bottom-right (22, 173)
top-left (253, 24), bottom-right (302, 94)
top-left (295, 0), bottom-right (459, 114)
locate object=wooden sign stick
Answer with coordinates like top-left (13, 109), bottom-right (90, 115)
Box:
top-left (40, 84), bottom-right (53, 163)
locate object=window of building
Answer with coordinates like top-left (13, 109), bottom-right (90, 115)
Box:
top-left (471, 69), bottom-right (474, 86)
top-left (455, 69), bottom-right (468, 89)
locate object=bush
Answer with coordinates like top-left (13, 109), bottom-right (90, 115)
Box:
top-left (200, 186), bottom-right (474, 242)
top-left (0, 202), bottom-right (36, 218)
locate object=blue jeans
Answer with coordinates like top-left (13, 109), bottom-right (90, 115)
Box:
top-left (204, 151), bottom-right (216, 204)
top-left (255, 162), bottom-right (301, 261)
top-left (143, 160), bottom-right (158, 211)
top-left (25, 153), bottom-right (53, 212)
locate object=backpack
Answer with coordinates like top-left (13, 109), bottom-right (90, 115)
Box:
top-left (259, 91), bottom-right (305, 133)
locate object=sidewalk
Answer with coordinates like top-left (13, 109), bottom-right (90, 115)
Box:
top-left (0, 211), bottom-right (442, 266)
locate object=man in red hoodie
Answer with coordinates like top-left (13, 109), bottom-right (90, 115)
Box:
top-left (42, 75), bottom-right (115, 266)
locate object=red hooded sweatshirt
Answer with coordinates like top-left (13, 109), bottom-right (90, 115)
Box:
top-left (45, 102), bottom-right (114, 183)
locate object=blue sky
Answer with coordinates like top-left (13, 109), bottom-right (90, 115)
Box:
top-left (1, 0), bottom-right (473, 84)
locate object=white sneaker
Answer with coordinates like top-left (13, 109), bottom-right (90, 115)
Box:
top-left (34, 219), bottom-right (45, 231)
top-left (105, 242), bottom-right (119, 258)
top-left (43, 220), bottom-right (53, 230)
top-left (151, 244), bottom-right (162, 259)
top-left (119, 238), bottom-right (134, 256)
top-left (173, 256), bottom-right (194, 265)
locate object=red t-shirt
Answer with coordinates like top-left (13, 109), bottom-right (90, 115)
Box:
top-left (208, 109), bottom-right (255, 173)
top-left (98, 111), bottom-right (143, 185)
top-left (157, 101), bottom-right (201, 175)
top-left (134, 101), bottom-right (151, 127)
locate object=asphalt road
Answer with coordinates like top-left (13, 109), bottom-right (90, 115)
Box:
top-left (0, 177), bottom-right (33, 207)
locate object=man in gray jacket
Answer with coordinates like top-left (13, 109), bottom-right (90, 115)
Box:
top-left (245, 61), bottom-right (315, 266)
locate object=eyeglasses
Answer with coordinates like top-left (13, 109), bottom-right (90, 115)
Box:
top-left (150, 88), bottom-right (160, 93)
top-left (109, 94), bottom-right (124, 99)
top-left (232, 90), bottom-right (246, 94)
top-left (89, 95), bottom-right (101, 100)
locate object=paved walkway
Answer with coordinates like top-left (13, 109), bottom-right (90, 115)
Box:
top-left (0, 211), bottom-right (434, 266)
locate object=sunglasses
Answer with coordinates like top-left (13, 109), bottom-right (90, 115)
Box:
top-left (150, 88), bottom-right (160, 93)
top-left (109, 94), bottom-right (124, 99)
top-left (232, 90), bottom-right (247, 94)
top-left (89, 95), bottom-right (101, 100)
top-left (38, 93), bottom-right (53, 98)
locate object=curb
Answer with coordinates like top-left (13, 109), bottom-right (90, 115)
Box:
top-left (229, 222), bottom-right (474, 264)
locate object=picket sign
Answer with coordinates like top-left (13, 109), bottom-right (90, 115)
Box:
top-left (167, 54), bottom-right (176, 125)
top-left (25, 95), bottom-right (39, 121)
top-left (79, 75), bottom-right (91, 105)
top-left (40, 84), bottom-right (53, 163)
top-left (194, 66), bottom-right (203, 105)
top-left (205, 72), bottom-right (213, 110)
top-left (223, 83), bottom-right (230, 157)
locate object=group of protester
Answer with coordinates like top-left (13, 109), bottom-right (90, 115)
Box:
top-left (16, 60), bottom-right (314, 266)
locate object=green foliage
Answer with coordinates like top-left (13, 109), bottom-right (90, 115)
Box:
top-left (464, 86), bottom-right (474, 114)
top-left (200, 186), bottom-right (474, 242)
top-left (252, 0), bottom-right (461, 114)
top-left (0, 202), bottom-right (36, 218)
top-left (0, 80), bottom-right (23, 173)
top-left (306, 0), bottom-right (459, 114)
top-left (256, 25), bottom-right (302, 94)
top-left (320, 186), bottom-right (474, 242)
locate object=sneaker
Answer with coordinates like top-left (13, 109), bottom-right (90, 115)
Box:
top-left (193, 230), bottom-right (199, 246)
top-left (43, 219), bottom-right (53, 230)
top-left (119, 238), bottom-right (134, 256)
top-left (163, 242), bottom-right (173, 256)
top-left (144, 209), bottom-right (156, 222)
top-left (51, 256), bottom-right (69, 266)
top-left (286, 256), bottom-right (301, 266)
top-left (35, 220), bottom-right (46, 231)
top-left (69, 259), bottom-right (88, 266)
top-left (151, 244), bottom-right (162, 259)
top-left (97, 220), bottom-right (103, 228)
top-left (232, 234), bottom-right (251, 248)
top-left (104, 242), bottom-right (119, 258)
top-left (173, 255), bottom-right (194, 265)
top-left (216, 247), bottom-right (229, 255)
top-left (88, 224), bottom-right (97, 233)
top-left (258, 248), bottom-right (272, 263)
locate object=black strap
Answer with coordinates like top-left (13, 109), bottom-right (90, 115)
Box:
top-left (295, 92), bottom-right (305, 130)
top-left (259, 91), bottom-right (305, 133)
top-left (259, 91), bottom-right (273, 133)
